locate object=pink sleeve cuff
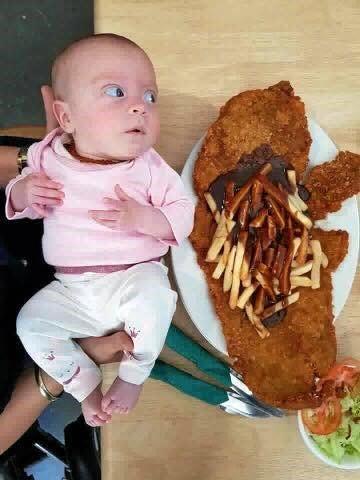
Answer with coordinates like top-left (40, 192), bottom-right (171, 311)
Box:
top-left (156, 199), bottom-right (195, 246)
top-left (5, 175), bottom-right (42, 220)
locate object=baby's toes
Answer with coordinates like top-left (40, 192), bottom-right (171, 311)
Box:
top-left (103, 399), bottom-right (117, 415)
top-left (92, 414), bottom-right (108, 427)
top-left (96, 409), bottom-right (112, 422)
top-left (117, 405), bottom-right (129, 414)
top-left (85, 415), bottom-right (104, 427)
top-left (86, 418), bottom-right (95, 427)
top-left (101, 394), bottom-right (112, 413)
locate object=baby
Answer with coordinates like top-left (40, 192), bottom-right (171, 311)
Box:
top-left (5, 34), bottom-right (194, 427)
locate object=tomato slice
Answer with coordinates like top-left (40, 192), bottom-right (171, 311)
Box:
top-left (301, 396), bottom-right (342, 435)
top-left (316, 357), bottom-right (360, 393)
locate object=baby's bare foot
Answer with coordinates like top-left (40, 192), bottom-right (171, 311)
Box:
top-left (81, 385), bottom-right (112, 427)
top-left (102, 377), bottom-right (143, 415)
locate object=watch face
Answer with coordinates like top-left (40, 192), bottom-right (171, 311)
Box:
top-left (17, 147), bottom-right (28, 173)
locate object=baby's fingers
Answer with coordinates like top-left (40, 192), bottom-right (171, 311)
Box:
top-left (89, 210), bottom-right (122, 221)
top-left (103, 197), bottom-right (123, 209)
top-left (32, 196), bottom-right (63, 207)
top-left (32, 203), bottom-right (49, 217)
top-left (91, 217), bottom-right (118, 230)
top-left (32, 186), bottom-right (65, 201)
top-left (32, 173), bottom-right (63, 190)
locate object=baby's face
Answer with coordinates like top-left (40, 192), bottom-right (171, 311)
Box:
top-left (64, 43), bottom-right (160, 161)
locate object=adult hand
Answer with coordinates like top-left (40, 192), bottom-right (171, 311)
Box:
top-left (78, 331), bottom-right (134, 365)
top-left (0, 85), bottom-right (58, 187)
top-left (41, 85), bottom-right (59, 133)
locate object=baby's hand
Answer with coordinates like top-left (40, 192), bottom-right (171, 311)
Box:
top-left (11, 172), bottom-right (64, 217)
top-left (89, 185), bottom-right (146, 231)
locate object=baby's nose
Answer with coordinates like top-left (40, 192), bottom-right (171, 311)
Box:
top-left (128, 103), bottom-right (146, 115)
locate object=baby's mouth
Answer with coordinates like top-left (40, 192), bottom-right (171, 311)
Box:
top-left (126, 127), bottom-right (145, 135)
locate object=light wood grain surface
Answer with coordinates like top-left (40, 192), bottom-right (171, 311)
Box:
top-left (2, 1), bottom-right (358, 479)
top-left (98, 1), bottom-right (359, 478)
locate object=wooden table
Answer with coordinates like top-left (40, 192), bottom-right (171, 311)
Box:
top-left (2, 1), bottom-right (358, 479)
top-left (98, 2), bottom-right (360, 478)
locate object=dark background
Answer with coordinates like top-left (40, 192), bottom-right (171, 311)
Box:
top-left (0, 1), bottom-right (94, 128)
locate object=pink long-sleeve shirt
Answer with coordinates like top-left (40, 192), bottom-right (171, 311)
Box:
top-left (5, 129), bottom-right (194, 267)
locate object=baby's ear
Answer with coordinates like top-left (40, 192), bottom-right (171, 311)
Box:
top-left (52, 100), bottom-right (74, 133)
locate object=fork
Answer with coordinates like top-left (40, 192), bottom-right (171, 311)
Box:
top-left (149, 324), bottom-right (284, 418)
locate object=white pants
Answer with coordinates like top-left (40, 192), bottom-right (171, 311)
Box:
top-left (17, 261), bottom-right (177, 402)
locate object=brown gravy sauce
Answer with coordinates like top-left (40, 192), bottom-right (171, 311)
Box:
top-left (208, 144), bottom-right (310, 328)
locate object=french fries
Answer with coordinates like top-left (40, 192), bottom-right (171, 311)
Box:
top-left (224, 181), bottom-right (235, 212)
top-left (250, 208), bottom-right (267, 228)
top-left (272, 244), bottom-right (287, 278)
top-left (238, 199), bottom-right (250, 229)
top-left (203, 158), bottom-right (328, 339)
top-left (250, 237), bottom-right (263, 271)
top-left (287, 170), bottom-right (308, 211)
top-left (307, 243), bottom-right (329, 268)
top-left (245, 302), bottom-right (270, 339)
top-left (251, 180), bottom-right (264, 215)
top-left (291, 261), bottom-right (313, 276)
top-left (240, 246), bottom-right (251, 281)
top-left (212, 239), bottom-right (231, 279)
top-left (292, 237), bottom-right (302, 259)
top-left (256, 174), bottom-right (312, 229)
top-left (254, 287), bottom-right (266, 315)
top-left (291, 276), bottom-right (312, 288)
top-left (287, 169), bottom-right (297, 192)
top-left (310, 240), bottom-right (322, 289)
top-left (206, 210), bottom-right (234, 261)
top-left (279, 244), bottom-right (294, 295)
top-left (262, 292), bottom-right (300, 320)
top-left (223, 244), bottom-right (236, 292)
top-left (296, 226), bottom-right (309, 265)
top-left (204, 192), bottom-right (221, 224)
top-left (321, 252), bottom-right (329, 268)
top-left (288, 197), bottom-right (313, 229)
top-left (237, 282), bottom-right (259, 309)
top-left (229, 232), bottom-right (248, 309)
top-left (228, 163), bottom-right (272, 218)
top-left (267, 195), bottom-right (286, 229)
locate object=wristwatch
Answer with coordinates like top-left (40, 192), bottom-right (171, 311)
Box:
top-left (17, 146), bottom-right (28, 174)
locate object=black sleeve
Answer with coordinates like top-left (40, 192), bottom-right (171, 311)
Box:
top-left (0, 136), bottom-right (54, 412)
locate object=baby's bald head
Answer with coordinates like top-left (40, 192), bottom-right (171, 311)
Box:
top-left (50, 33), bottom-right (159, 160)
top-left (51, 34), bottom-right (149, 100)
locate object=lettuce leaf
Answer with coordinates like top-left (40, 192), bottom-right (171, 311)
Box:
top-left (311, 395), bottom-right (360, 463)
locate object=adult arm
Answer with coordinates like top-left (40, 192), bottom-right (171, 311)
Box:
top-left (0, 331), bottom-right (132, 454)
top-left (0, 86), bottom-right (58, 188)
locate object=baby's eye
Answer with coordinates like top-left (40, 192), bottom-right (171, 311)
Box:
top-left (104, 86), bottom-right (125, 98)
top-left (144, 90), bottom-right (157, 104)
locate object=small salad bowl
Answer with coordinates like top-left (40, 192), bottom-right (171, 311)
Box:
top-left (298, 411), bottom-right (360, 470)
top-left (297, 358), bottom-right (360, 470)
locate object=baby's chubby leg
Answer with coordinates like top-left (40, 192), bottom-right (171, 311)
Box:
top-left (80, 332), bottom-right (136, 422)
top-left (16, 279), bottom-right (113, 426)
top-left (102, 262), bottom-right (177, 415)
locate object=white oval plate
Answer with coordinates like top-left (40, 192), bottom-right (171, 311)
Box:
top-left (171, 118), bottom-right (359, 355)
